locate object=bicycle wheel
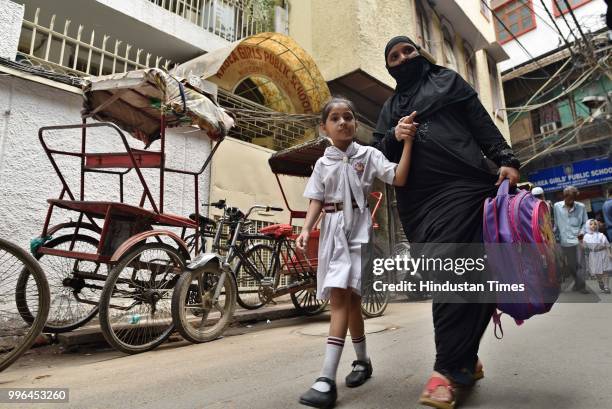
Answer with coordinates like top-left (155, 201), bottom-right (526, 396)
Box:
top-left (290, 287), bottom-right (328, 316)
top-left (98, 243), bottom-right (185, 354)
top-left (1, 238), bottom-right (49, 372)
top-left (16, 234), bottom-right (103, 333)
top-left (172, 264), bottom-right (236, 343)
top-left (361, 244), bottom-right (390, 318)
top-left (234, 243), bottom-right (274, 310)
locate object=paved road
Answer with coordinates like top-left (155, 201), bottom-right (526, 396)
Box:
top-left (2, 288), bottom-right (611, 409)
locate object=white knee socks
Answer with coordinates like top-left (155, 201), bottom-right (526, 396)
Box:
top-left (351, 335), bottom-right (368, 370)
top-left (351, 335), bottom-right (367, 360)
top-left (312, 336), bottom-right (345, 392)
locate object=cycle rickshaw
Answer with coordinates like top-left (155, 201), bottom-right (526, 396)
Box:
top-left (16, 68), bottom-right (236, 354)
top-left (245, 137), bottom-right (391, 317)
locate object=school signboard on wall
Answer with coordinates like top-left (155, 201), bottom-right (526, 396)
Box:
top-left (528, 157), bottom-right (612, 192)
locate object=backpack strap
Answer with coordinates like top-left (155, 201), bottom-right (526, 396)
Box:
top-left (492, 310), bottom-right (504, 339)
top-left (492, 310), bottom-right (525, 340)
top-left (497, 179), bottom-right (510, 196)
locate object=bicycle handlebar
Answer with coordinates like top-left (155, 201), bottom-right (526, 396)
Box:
top-left (202, 199), bottom-right (226, 209)
top-left (244, 205), bottom-right (284, 219)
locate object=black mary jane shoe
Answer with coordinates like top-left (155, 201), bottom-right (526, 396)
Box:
top-left (345, 359), bottom-right (373, 388)
top-left (299, 377), bottom-right (337, 409)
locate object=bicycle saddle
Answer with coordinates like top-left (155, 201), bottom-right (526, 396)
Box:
top-left (259, 224), bottom-right (293, 238)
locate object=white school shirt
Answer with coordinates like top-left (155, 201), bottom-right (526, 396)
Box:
top-left (303, 142), bottom-right (397, 298)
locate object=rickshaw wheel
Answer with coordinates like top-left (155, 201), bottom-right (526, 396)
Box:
top-left (234, 243), bottom-right (275, 310)
top-left (361, 269), bottom-right (390, 318)
top-left (360, 244), bottom-right (390, 318)
top-left (171, 264), bottom-right (237, 343)
top-left (1, 238), bottom-right (50, 372)
top-left (290, 286), bottom-right (328, 316)
top-left (98, 243), bottom-right (185, 354)
top-left (16, 234), bottom-right (102, 333)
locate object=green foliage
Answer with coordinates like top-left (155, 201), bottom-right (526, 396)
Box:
top-left (245, 0), bottom-right (278, 32)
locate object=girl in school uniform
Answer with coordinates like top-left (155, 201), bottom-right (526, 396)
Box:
top-left (584, 219), bottom-right (612, 294)
top-left (296, 97), bottom-right (415, 408)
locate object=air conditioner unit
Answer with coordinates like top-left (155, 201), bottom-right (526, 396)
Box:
top-left (540, 122), bottom-right (558, 134)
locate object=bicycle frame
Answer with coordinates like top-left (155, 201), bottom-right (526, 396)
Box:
top-left (185, 204), bottom-right (279, 309)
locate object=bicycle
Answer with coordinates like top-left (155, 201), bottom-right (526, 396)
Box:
top-left (182, 200), bottom-right (279, 310)
top-left (171, 204), bottom-right (282, 343)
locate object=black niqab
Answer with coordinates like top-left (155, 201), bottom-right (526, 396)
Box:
top-left (378, 36), bottom-right (476, 131)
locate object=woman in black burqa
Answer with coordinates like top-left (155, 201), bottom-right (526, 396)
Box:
top-left (374, 36), bottom-right (520, 408)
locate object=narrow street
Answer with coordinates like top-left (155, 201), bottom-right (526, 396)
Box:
top-left (2, 288), bottom-right (612, 409)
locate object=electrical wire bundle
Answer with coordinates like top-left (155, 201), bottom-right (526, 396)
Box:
top-left (0, 56), bottom-right (83, 87)
top-left (485, 0), bottom-right (612, 168)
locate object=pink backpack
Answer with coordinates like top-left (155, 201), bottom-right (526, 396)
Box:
top-left (483, 180), bottom-right (559, 331)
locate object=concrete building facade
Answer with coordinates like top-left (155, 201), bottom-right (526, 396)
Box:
top-left (1, 0), bottom-right (515, 248)
top-left (494, 0), bottom-right (611, 216)
top-left (288, 0), bottom-right (511, 141)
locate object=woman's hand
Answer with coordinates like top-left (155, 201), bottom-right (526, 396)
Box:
top-left (496, 166), bottom-right (520, 186)
top-left (395, 111), bottom-right (419, 142)
top-left (295, 230), bottom-right (310, 253)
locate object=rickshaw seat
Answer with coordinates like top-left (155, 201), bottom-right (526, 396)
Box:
top-left (48, 199), bottom-right (197, 228)
top-left (259, 223), bottom-right (293, 238)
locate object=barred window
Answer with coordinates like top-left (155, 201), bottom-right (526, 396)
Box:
top-left (552, 0), bottom-right (592, 16)
top-left (493, 0), bottom-right (536, 44)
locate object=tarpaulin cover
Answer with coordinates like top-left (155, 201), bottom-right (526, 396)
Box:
top-left (268, 136), bottom-right (331, 177)
top-left (82, 68), bottom-right (234, 146)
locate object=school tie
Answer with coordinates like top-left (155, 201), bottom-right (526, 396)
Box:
top-left (323, 142), bottom-right (366, 234)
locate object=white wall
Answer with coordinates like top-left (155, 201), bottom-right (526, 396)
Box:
top-left (209, 137), bottom-right (309, 227)
top-left (500, 0), bottom-right (607, 71)
top-left (0, 0), bottom-right (24, 60)
top-left (0, 75), bottom-right (212, 249)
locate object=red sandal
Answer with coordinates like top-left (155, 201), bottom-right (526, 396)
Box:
top-left (418, 376), bottom-right (456, 409)
top-left (473, 361), bottom-right (484, 382)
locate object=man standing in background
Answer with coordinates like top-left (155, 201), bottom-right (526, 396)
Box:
top-left (554, 186), bottom-right (589, 293)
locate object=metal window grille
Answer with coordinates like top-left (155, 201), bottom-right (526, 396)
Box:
top-left (17, 7), bottom-right (173, 77)
top-left (148, 0), bottom-right (267, 42)
top-left (493, 0), bottom-right (536, 43)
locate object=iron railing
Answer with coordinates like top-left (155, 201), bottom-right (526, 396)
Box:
top-left (148, 0), bottom-right (269, 42)
top-left (512, 117), bottom-right (612, 164)
top-left (17, 7), bottom-right (173, 77)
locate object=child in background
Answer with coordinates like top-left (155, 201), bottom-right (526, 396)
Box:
top-left (584, 219), bottom-right (612, 294)
top-left (296, 96), bottom-right (416, 408)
